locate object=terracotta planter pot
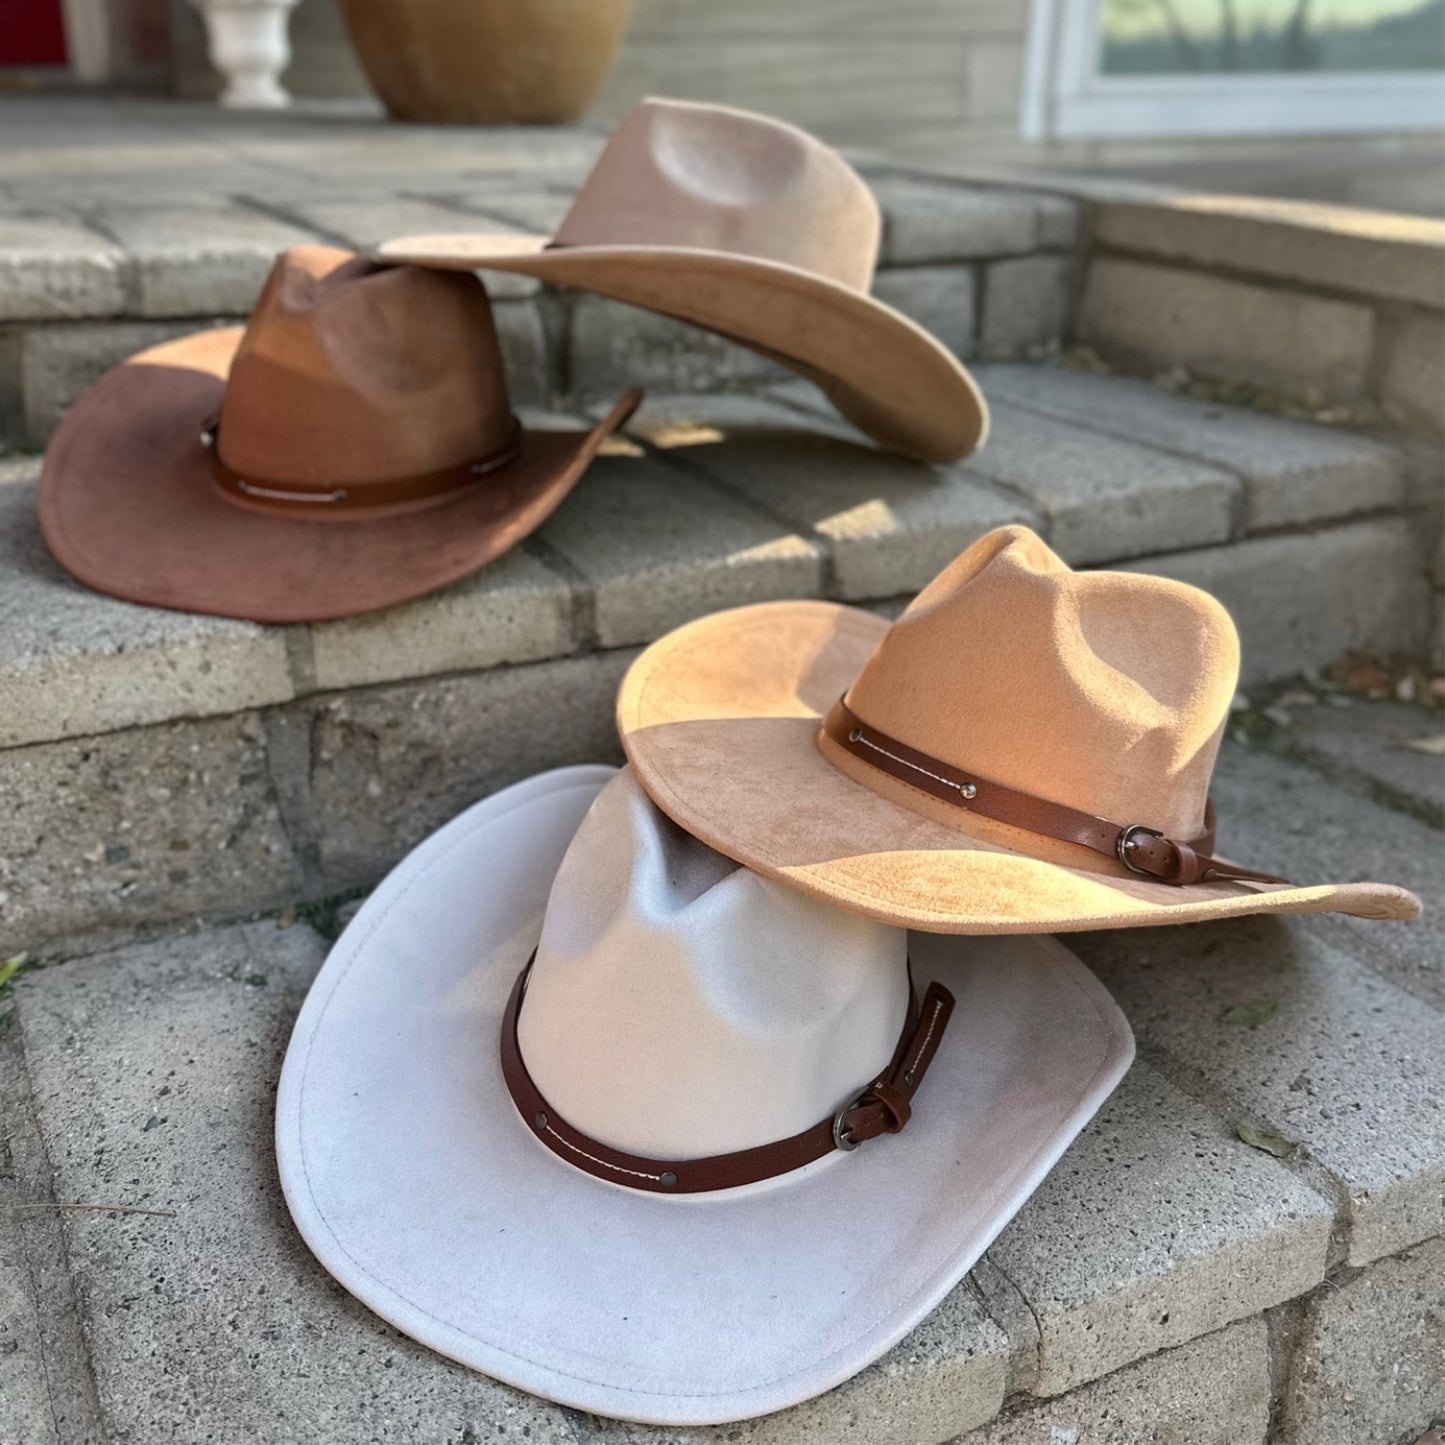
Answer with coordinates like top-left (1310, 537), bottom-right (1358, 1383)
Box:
top-left (337, 0), bottom-right (633, 125)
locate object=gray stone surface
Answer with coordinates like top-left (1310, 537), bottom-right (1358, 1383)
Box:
top-left (1091, 196), bottom-right (1445, 310)
top-left (1129, 520), bottom-right (1430, 686)
top-left (598, 1287), bottom-right (1009, 1445)
top-left (0, 471), bottom-right (294, 748)
top-left (95, 206), bottom-right (318, 316)
top-left (2, 712), bottom-right (300, 955)
top-left (12, 921), bottom-right (586, 1444)
top-left (1070, 914), bottom-right (1445, 1268)
top-left (0, 216), bottom-right (125, 322)
top-left (984, 1061), bottom-right (1332, 1397)
top-left (455, 189), bottom-right (572, 237)
top-left (307, 545), bottom-right (575, 692)
top-left (625, 392), bottom-right (1032, 599)
top-left (978, 255), bottom-right (1076, 356)
top-left (975, 363), bottom-right (1407, 531)
top-left (1279, 1238), bottom-right (1445, 1445)
top-left (955, 1317), bottom-right (1271, 1445)
top-left (871, 264), bottom-right (977, 358)
top-left (874, 179), bottom-right (1039, 264)
top-left (1079, 258), bottom-right (1376, 402)
top-left (532, 447), bottom-right (822, 649)
top-left (569, 294), bottom-right (790, 400)
top-left (493, 297), bottom-right (550, 407)
top-left (298, 649), bottom-right (632, 890)
top-left (1383, 309), bottom-right (1445, 438)
top-left (1209, 740), bottom-right (1444, 1012)
top-left (965, 399), bottom-right (1238, 565)
top-left (21, 317), bottom-right (226, 445)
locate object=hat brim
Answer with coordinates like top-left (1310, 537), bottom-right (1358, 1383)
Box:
top-left (616, 602), bottom-right (1422, 933)
top-left (38, 326), bottom-right (637, 624)
top-left (276, 765), bottom-right (1134, 1426)
top-left (374, 234), bottom-right (988, 465)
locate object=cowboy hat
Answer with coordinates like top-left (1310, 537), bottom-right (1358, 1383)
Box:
top-left (276, 764), bottom-right (1133, 1425)
top-left (617, 525), bottom-right (1423, 934)
top-left (377, 98), bottom-right (987, 465)
top-left (39, 245), bottom-right (639, 623)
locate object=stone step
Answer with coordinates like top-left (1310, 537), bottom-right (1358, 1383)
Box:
top-left (2, 372), bottom-right (1433, 953)
top-left (2, 722), bottom-right (1439, 1442)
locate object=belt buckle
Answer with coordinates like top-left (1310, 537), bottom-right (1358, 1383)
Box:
top-left (1116, 823), bottom-right (1165, 875)
top-left (832, 1089), bottom-right (870, 1151)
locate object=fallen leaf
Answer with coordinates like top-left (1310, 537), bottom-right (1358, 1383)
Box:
top-left (1276, 689), bottom-right (1317, 708)
top-left (1237, 1122), bottom-right (1301, 1159)
top-left (1221, 999), bottom-right (1278, 1028)
top-left (0, 954), bottom-right (28, 990)
top-left (1398, 735), bottom-right (1445, 755)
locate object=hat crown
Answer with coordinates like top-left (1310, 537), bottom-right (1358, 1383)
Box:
top-left (519, 770), bottom-right (908, 1162)
top-left (551, 99), bottom-right (881, 293)
top-left (845, 527), bottom-right (1240, 840)
top-left (216, 246), bottom-right (514, 490)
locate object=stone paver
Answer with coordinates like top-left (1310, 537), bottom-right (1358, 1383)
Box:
top-left (533, 445), bottom-right (822, 648)
top-left (1130, 520), bottom-right (1430, 685)
top-left (872, 264), bottom-right (977, 358)
top-left (94, 206), bottom-right (319, 317)
top-left (621, 392), bottom-right (1032, 599)
top-left (975, 362), bottom-right (1407, 531)
top-left (1210, 739), bottom-right (1444, 1012)
top-left (1079, 257), bottom-right (1376, 402)
top-left (0, 470), bottom-right (294, 748)
top-left (1383, 310), bottom-right (1445, 437)
top-left (0, 216), bottom-right (125, 322)
top-left (964, 399), bottom-right (1238, 565)
top-left (491, 297), bottom-right (550, 407)
top-left (954, 1317), bottom-right (1271, 1445)
top-left (978, 255), bottom-right (1076, 357)
top-left (983, 1061), bottom-right (1332, 1397)
top-left (1279, 1238), bottom-right (1445, 1445)
top-left (12, 921), bottom-right (587, 1444)
top-left (1069, 914), bottom-right (1445, 1269)
top-left (307, 545), bottom-right (575, 693)
top-left (295, 648), bottom-right (633, 891)
top-left (3, 713), bottom-right (300, 956)
top-left (595, 1287), bottom-right (1010, 1445)
top-left (872, 179), bottom-right (1041, 264)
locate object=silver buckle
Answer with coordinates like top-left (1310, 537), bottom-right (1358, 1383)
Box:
top-left (1116, 823), bottom-right (1164, 875)
top-left (832, 1090), bottom-right (870, 1151)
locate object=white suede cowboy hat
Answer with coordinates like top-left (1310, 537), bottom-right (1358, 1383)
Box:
top-left (40, 245), bottom-right (638, 623)
top-left (378, 97), bottom-right (987, 465)
top-left (618, 525), bottom-right (1423, 934)
top-left (276, 765), bottom-right (1133, 1425)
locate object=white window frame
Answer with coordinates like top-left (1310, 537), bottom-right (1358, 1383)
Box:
top-left (1022, 0), bottom-right (1445, 140)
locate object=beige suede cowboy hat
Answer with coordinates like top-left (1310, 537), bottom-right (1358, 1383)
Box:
top-left (40, 245), bottom-right (638, 623)
top-left (277, 764), bottom-right (1133, 1424)
top-left (618, 525), bottom-right (1422, 933)
top-left (378, 98), bottom-right (987, 464)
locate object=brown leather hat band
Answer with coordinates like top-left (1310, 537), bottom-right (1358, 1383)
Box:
top-left (822, 697), bottom-right (1289, 888)
top-left (501, 952), bottom-right (954, 1195)
top-left (203, 417), bottom-right (521, 515)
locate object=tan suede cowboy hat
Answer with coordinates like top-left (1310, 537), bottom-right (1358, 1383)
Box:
top-left (39, 245), bottom-right (639, 623)
top-left (278, 764), bottom-right (1132, 1424)
top-left (378, 98), bottom-right (987, 465)
top-left (618, 526), bottom-right (1422, 933)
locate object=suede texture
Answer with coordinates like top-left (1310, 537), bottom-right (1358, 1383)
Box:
top-left (38, 248), bottom-right (637, 622)
top-left (378, 98), bottom-right (987, 463)
top-left (275, 765), bottom-right (1135, 1425)
top-left (617, 529), bottom-right (1421, 933)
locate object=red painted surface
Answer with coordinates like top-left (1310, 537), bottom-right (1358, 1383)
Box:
top-left (1, 0), bottom-right (69, 66)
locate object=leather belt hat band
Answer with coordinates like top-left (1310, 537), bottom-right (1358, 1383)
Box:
top-left (203, 417), bottom-right (522, 514)
top-left (501, 952), bottom-right (955, 1195)
top-left (822, 696), bottom-right (1289, 889)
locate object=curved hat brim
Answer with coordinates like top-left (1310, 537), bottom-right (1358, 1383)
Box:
top-left (616, 602), bottom-right (1422, 934)
top-left (275, 765), bottom-right (1134, 1426)
top-left (38, 327), bottom-right (636, 624)
top-left (375, 235), bottom-right (988, 465)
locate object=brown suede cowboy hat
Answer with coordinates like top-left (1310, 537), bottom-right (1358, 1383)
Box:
top-left (39, 245), bottom-right (639, 623)
top-left (378, 98), bottom-right (987, 465)
top-left (618, 526), bottom-right (1422, 934)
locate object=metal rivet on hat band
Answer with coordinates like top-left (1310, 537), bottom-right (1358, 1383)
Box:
top-left (499, 952), bottom-right (955, 1195)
